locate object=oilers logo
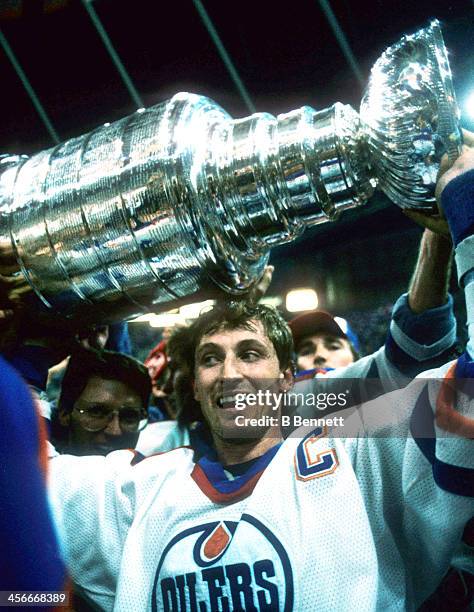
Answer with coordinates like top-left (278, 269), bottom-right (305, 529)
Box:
top-left (151, 513), bottom-right (293, 611)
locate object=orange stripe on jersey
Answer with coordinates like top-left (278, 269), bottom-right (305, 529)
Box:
top-left (436, 363), bottom-right (474, 438)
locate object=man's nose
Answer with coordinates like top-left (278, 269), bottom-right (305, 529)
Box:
top-left (313, 348), bottom-right (328, 366)
top-left (103, 412), bottom-right (123, 436)
top-left (222, 355), bottom-right (243, 379)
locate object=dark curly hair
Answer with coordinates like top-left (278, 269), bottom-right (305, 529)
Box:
top-left (167, 302), bottom-right (294, 425)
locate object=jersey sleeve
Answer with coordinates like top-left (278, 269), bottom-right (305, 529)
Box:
top-left (48, 451), bottom-right (137, 610)
top-left (339, 370), bottom-right (473, 608)
top-left (362, 289), bottom-right (457, 383)
top-left (294, 288), bottom-right (458, 402)
top-left (386, 292), bottom-right (457, 376)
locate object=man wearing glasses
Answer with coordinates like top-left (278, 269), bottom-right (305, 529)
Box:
top-left (53, 347), bottom-right (151, 456)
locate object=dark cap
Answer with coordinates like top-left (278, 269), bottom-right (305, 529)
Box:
top-left (289, 310), bottom-right (360, 353)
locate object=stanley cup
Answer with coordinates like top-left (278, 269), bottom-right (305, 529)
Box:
top-left (0, 20), bottom-right (462, 320)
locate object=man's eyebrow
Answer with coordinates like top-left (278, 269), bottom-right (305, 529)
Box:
top-left (323, 335), bottom-right (343, 343)
top-left (195, 342), bottom-right (222, 357)
top-left (297, 339), bottom-right (316, 351)
top-left (237, 338), bottom-right (270, 351)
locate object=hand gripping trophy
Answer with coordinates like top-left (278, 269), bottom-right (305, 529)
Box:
top-left (0, 20), bottom-right (462, 320)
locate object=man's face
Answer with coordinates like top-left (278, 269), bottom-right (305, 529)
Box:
top-left (193, 320), bottom-right (289, 442)
top-left (296, 333), bottom-right (354, 371)
top-left (61, 375), bottom-right (145, 456)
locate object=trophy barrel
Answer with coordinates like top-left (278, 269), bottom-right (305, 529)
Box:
top-left (0, 95), bottom-right (372, 319)
top-left (0, 20), bottom-right (461, 320)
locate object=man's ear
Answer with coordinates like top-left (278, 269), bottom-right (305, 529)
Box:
top-left (279, 368), bottom-right (294, 392)
top-left (58, 408), bottom-right (71, 427)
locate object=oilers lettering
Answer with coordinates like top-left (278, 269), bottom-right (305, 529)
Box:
top-left (160, 560), bottom-right (278, 611)
top-left (151, 516), bottom-right (294, 612)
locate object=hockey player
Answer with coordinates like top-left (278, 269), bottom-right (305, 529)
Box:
top-left (46, 136), bottom-right (474, 611)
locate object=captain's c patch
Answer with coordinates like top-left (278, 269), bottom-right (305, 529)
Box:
top-left (294, 428), bottom-right (339, 481)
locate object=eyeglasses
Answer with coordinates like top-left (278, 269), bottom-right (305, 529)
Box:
top-left (73, 405), bottom-right (148, 432)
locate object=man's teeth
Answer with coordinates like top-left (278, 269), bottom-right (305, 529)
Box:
top-left (217, 395), bottom-right (239, 407)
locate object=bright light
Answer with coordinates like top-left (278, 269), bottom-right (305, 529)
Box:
top-left (130, 311), bottom-right (188, 327)
top-left (179, 300), bottom-right (215, 319)
top-left (285, 289), bottom-right (318, 313)
top-left (130, 313), bottom-right (154, 323)
top-left (148, 313), bottom-right (186, 328)
top-left (465, 92), bottom-right (474, 120)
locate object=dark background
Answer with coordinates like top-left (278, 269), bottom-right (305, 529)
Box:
top-left (1, 0), bottom-right (473, 353)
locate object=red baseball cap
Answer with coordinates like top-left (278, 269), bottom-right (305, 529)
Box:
top-left (288, 311), bottom-right (348, 349)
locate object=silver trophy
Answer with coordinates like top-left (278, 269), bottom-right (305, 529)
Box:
top-left (0, 20), bottom-right (461, 320)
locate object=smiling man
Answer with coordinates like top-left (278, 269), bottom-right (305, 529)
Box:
top-left (44, 139), bottom-right (474, 610)
top-left (54, 347), bottom-right (151, 455)
top-left (48, 301), bottom-right (473, 611)
top-left (192, 307), bottom-right (293, 461)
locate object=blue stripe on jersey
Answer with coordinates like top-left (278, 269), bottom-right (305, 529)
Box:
top-left (455, 352), bottom-right (474, 384)
top-left (197, 443), bottom-right (282, 495)
top-left (385, 332), bottom-right (457, 378)
top-left (410, 386), bottom-right (474, 497)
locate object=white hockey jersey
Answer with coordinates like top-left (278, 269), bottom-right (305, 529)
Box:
top-left (48, 363), bottom-right (474, 612)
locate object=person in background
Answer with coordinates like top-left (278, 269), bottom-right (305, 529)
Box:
top-left (52, 347), bottom-right (150, 456)
top-left (290, 228), bottom-right (456, 377)
top-left (136, 326), bottom-right (201, 455)
top-left (290, 309), bottom-right (360, 372)
top-left (47, 321), bottom-right (133, 404)
top-left (144, 338), bottom-right (178, 422)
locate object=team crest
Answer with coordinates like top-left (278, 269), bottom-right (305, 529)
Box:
top-left (152, 514), bottom-right (294, 611)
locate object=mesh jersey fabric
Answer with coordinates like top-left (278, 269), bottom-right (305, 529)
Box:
top-left (48, 361), bottom-right (473, 612)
